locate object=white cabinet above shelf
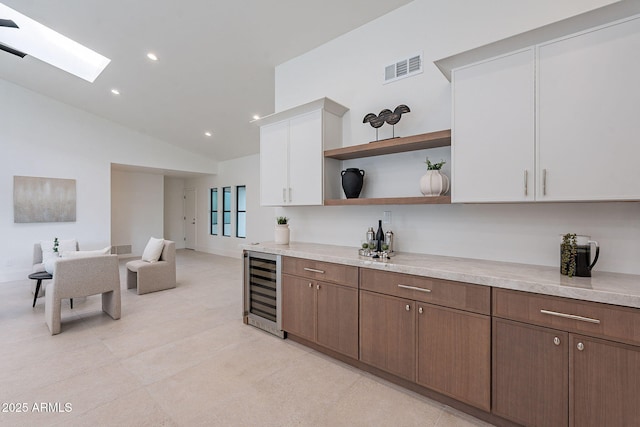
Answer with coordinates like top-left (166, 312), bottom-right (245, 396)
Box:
top-left (434, 1), bottom-right (640, 81)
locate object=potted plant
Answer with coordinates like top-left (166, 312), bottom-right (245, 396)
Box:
top-left (275, 216), bottom-right (290, 245)
top-left (420, 157), bottom-right (449, 196)
top-left (560, 233), bottom-right (578, 277)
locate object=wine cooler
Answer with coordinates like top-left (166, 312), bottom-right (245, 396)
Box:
top-left (243, 251), bottom-right (284, 338)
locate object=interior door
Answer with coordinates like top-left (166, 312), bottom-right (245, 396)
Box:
top-left (184, 188), bottom-right (196, 249)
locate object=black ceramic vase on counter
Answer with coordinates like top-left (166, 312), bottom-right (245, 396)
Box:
top-left (341, 168), bottom-right (365, 198)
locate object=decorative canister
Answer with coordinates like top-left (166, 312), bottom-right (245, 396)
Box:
top-left (341, 168), bottom-right (365, 198)
top-left (419, 170), bottom-right (449, 196)
top-left (274, 224), bottom-right (290, 245)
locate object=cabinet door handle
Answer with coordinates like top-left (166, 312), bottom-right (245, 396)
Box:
top-left (553, 336), bottom-right (561, 346)
top-left (288, 187), bottom-right (292, 202)
top-left (543, 169), bottom-right (547, 196)
top-left (282, 188), bottom-right (286, 203)
top-left (303, 267), bottom-right (325, 274)
top-left (418, 306), bottom-right (424, 314)
top-left (540, 309), bottom-right (600, 324)
top-left (316, 284), bottom-right (320, 290)
top-left (577, 342), bottom-right (585, 351)
top-left (405, 304), bottom-right (411, 311)
top-left (398, 284), bottom-right (431, 293)
top-left (524, 170), bottom-right (528, 196)
top-left (308, 283), bottom-right (312, 288)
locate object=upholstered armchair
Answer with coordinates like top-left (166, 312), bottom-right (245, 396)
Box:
top-left (126, 240), bottom-right (176, 295)
top-left (45, 254), bottom-right (121, 335)
top-left (32, 241), bottom-right (79, 297)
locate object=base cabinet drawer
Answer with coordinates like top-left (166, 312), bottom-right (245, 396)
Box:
top-left (283, 257), bottom-right (358, 288)
top-left (493, 288), bottom-right (640, 346)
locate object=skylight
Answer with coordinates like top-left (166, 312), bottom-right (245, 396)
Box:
top-left (0, 3), bottom-right (111, 82)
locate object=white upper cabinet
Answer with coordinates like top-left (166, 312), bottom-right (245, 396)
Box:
top-left (258, 98), bottom-right (347, 206)
top-left (452, 49), bottom-right (535, 203)
top-left (537, 16), bottom-right (640, 201)
top-left (450, 14), bottom-right (640, 203)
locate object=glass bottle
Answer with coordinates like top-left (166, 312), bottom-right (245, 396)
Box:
top-left (376, 220), bottom-right (384, 252)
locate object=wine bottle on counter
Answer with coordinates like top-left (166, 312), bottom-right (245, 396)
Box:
top-left (376, 220), bottom-right (384, 252)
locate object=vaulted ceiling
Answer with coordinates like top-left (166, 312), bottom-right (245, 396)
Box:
top-left (0, 0), bottom-right (413, 161)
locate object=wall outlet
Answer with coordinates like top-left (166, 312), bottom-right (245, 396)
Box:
top-left (383, 211), bottom-right (392, 225)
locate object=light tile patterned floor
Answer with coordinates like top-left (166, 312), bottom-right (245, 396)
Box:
top-left (0, 250), bottom-right (494, 426)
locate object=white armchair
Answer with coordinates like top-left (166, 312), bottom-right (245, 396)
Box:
top-left (126, 240), bottom-right (176, 295)
top-left (45, 254), bottom-right (121, 335)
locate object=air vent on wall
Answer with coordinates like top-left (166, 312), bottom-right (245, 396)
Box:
top-left (384, 54), bottom-right (423, 84)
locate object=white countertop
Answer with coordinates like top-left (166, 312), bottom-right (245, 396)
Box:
top-left (242, 241), bottom-right (640, 309)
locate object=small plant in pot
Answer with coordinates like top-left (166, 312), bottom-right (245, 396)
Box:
top-left (275, 216), bottom-right (290, 245)
top-left (560, 233), bottom-right (578, 277)
top-left (420, 157), bottom-right (449, 196)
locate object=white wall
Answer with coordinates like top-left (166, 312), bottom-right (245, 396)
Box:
top-left (0, 79), bottom-right (218, 282)
top-left (273, 0), bottom-right (640, 275)
top-left (111, 170), bottom-right (164, 257)
top-left (186, 154), bottom-right (275, 257)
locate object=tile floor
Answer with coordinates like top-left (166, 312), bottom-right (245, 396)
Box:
top-left (0, 250), bottom-right (494, 426)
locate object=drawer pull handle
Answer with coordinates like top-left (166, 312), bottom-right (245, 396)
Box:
top-left (303, 267), bottom-right (325, 274)
top-left (540, 309), bottom-right (600, 324)
top-left (398, 284), bottom-right (431, 293)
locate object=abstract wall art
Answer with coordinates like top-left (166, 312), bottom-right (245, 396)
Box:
top-left (13, 176), bottom-right (76, 223)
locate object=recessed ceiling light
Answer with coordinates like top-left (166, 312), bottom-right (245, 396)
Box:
top-left (0, 3), bottom-right (111, 82)
top-left (146, 52), bottom-right (158, 61)
top-left (204, 131), bottom-right (212, 137)
top-left (111, 89), bottom-right (120, 95)
top-left (252, 115), bottom-right (260, 121)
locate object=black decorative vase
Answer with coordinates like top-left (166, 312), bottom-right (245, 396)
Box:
top-left (341, 168), bottom-right (365, 198)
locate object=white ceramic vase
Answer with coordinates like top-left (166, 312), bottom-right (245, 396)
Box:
top-left (420, 170), bottom-right (449, 196)
top-left (274, 224), bottom-right (290, 245)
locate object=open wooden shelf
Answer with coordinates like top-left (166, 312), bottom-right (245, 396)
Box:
top-left (324, 129), bottom-right (451, 160)
top-left (324, 196), bottom-right (451, 206)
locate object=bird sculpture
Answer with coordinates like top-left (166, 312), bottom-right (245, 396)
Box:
top-left (362, 105), bottom-right (411, 141)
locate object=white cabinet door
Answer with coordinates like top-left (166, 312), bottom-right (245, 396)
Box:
top-left (537, 17), bottom-right (640, 201)
top-left (260, 120), bottom-right (289, 206)
top-left (452, 49), bottom-right (535, 202)
top-left (288, 110), bottom-right (323, 205)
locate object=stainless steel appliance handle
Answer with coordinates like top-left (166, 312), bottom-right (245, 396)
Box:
top-left (540, 309), bottom-right (600, 324)
top-left (524, 170), bottom-right (528, 196)
top-left (303, 267), bottom-right (325, 274)
top-left (398, 284), bottom-right (431, 293)
top-left (543, 169), bottom-right (547, 196)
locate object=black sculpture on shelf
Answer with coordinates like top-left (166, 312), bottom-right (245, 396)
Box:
top-left (362, 105), bottom-right (411, 141)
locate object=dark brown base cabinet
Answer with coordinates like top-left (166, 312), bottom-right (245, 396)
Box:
top-left (278, 256), bottom-right (640, 427)
top-left (359, 291), bottom-right (416, 381)
top-left (281, 258), bottom-right (359, 359)
top-left (418, 304), bottom-right (490, 412)
top-left (570, 335), bottom-right (640, 427)
top-left (359, 270), bottom-right (491, 411)
top-left (493, 288), bottom-right (640, 427)
top-left (493, 318), bottom-right (569, 426)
